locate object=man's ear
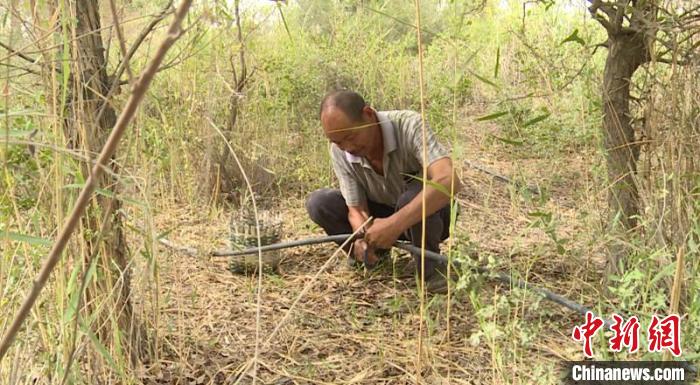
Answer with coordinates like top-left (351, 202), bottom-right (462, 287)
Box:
top-left (362, 105), bottom-right (376, 122)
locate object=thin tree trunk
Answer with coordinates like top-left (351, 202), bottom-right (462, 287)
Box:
top-left (67, 0), bottom-right (136, 360)
top-left (205, 0), bottom-right (259, 202)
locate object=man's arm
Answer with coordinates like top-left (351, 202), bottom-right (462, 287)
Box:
top-left (393, 157), bottom-right (460, 228)
top-left (365, 157), bottom-right (460, 249)
top-left (347, 204), bottom-right (370, 232)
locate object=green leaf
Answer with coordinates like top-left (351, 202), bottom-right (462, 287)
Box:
top-left (63, 263), bottom-right (82, 323)
top-left (471, 72), bottom-right (499, 88)
top-left (650, 262), bottom-right (676, 285)
top-left (494, 46), bottom-right (500, 78)
top-left (156, 228), bottom-right (175, 240)
top-left (63, 184), bottom-right (147, 208)
top-left (217, 3), bottom-right (233, 21)
top-left (81, 320), bottom-right (117, 369)
top-left (63, 256), bottom-right (97, 323)
top-left (1, 231), bottom-right (51, 246)
top-left (276, 1), bottom-right (293, 42)
top-left (476, 111), bottom-right (508, 121)
top-left (522, 112), bottom-right (551, 127)
top-left (488, 134), bottom-right (523, 146)
top-left (527, 211), bottom-right (552, 223)
top-left (402, 174), bottom-right (453, 197)
top-left (561, 29), bottom-right (586, 46)
top-left (449, 201), bottom-right (459, 227)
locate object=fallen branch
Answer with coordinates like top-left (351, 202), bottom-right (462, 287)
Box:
top-left (158, 238), bottom-right (198, 257)
top-left (464, 159), bottom-right (541, 195)
top-left (0, 0), bottom-right (193, 361)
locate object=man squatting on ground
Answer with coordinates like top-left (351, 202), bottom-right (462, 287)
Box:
top-left (306, 90), bottom-right (461, 293)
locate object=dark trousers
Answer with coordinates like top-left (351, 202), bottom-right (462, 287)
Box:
top-left (305, 183), bottom-right (451, 277)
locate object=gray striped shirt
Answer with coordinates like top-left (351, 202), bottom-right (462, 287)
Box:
top-left (331, 110), bottom-right (449, 207)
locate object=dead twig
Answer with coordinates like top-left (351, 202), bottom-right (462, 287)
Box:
top-left (158, 238), bottom-right (198, 257)
top-left (111, 0), bottom-right (174, 85)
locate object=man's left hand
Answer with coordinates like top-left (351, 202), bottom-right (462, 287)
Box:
top-left (365, 217), bottom-right (403, 249)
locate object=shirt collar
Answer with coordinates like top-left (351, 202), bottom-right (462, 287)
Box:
top-left (344, 110), bottom-right (396, 163)
top-left (378, 111), bottom-right (397, 155)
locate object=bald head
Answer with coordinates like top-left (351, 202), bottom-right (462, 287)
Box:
top-left (318, 90), bottom-right (380, 157)
top-left (319, 90), bottom-right (366, 123)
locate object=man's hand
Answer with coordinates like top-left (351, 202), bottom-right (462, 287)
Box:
top-left (365, 217), bottom-right (403, 249)
top-left (352, 239), bottom-right (378, 266)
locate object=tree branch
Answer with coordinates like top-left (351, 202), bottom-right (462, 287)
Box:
top-left (0, 41), bottom-right (37, 64)
top-left (110, 0), bottom-right (174, 86)
top-left (613, 0), bottom-right (629, 31)
top-left (588, 0), bottom-right (615, 33)
top-left (108, 0), bottom-right (135, 86)
top-left (593, 0), bottom-right (617, 21)
top-left (233, 0), bottom-right (247, 92)
top-left (653, 56), bottom-right (692, 66)
top-left (0, 62), bottom-right (41, 76)
top-left (94, 1), bottom-right (175, 131)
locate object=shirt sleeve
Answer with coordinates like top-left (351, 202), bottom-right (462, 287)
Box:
top-left (330, 145), bottom-right (366, 207)
top-left (407, 114), bottom-right (449, 167)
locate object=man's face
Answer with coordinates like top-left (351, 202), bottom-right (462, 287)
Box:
top-left (321, 106), bottom-right (375, 157)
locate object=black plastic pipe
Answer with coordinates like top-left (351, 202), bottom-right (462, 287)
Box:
top-left (211, 233), bottom-right (698, 374)
top-left (212, 233), bottom-right (597, 321)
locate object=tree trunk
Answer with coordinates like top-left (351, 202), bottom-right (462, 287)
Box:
top-left (67, 0), bottom-right (137, 361)
top-left (601, 30), bottom-right (649, 271)
top-left (602, 31), bottom-right (647, 228)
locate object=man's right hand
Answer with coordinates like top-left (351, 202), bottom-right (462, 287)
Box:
top-left (352, 239), bottom-right (379, 267)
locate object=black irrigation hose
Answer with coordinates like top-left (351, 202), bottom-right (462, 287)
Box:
top-left (212, 234), bottom-right (697, 373)
top-left (212, 234), bottom-right (356, 257)
top-left (396, 243), bottom-right (594, 317)
top-left (212, 234), bottom-right (598, 321)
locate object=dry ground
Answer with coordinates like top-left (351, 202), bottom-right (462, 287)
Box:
top-left (137, 108), bottom-right (609, 384)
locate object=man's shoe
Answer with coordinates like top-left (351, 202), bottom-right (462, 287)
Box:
top-left (421, 265), bottom-right (459, 294)
top-left (425, 274), bottom-right (449, 294)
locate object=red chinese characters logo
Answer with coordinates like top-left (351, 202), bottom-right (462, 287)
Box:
top-left (609, 314), bottom-right (640, 353)
top-left (572, 312), bottom-right (682, 357)
top-left (648, 314), bottom-right (682, 356)
top-left (572, 311), bottom-right (604, 358)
